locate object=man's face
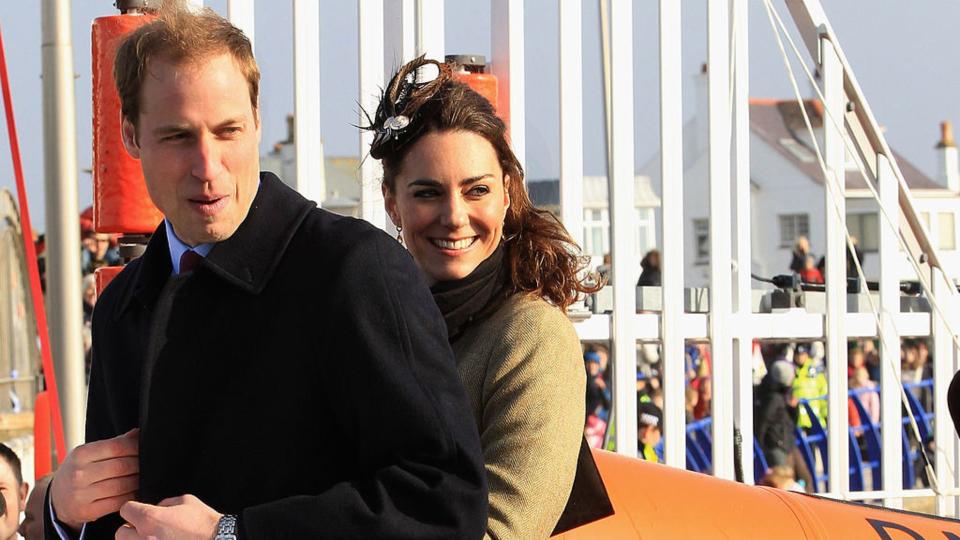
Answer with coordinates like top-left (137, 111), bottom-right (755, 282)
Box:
top-left (122, 53), bottom-right (261, 247)
top-left (0, 460), bottom-right (25, 540)
top-left (638, 426), bottom-right (661, 446)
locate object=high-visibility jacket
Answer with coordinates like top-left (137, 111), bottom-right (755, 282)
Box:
top-left (793, 359), bottom-right (828, 429)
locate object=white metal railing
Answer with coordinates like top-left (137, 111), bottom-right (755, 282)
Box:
top-left (203, 0), bottom-right (960, 516)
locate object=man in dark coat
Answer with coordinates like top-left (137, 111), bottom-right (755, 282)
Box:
top-left (754, 360), bottom-right (798, 467)
top-left (45, 6), bottom-right (486, 540)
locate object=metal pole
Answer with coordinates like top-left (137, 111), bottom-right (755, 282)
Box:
top-left (415, 0), bottom-right (443, 60)
top-left (293, 0), bottom-right (325, 206)
top-left (659, 0), bottom-right (686, 469)
top-left (732, 0), bottom-right (754, 483)
top-left (227, 0), bottom-right (255, 50)
top-left (558, 0), bottom-right (583, 246)
top-left (384, 0), bottom-right (416, 76)
top-left (878, 154), bottom-right (903, 509)
top-left (358, 0), bottom-right (385, 229)
top-left (599, 0), bottom-right (612, 175)
top-left (933, 267), bottom-right (959, 517)
top-left (707, 0), bottom-right (734, 480)
top-left (491, 0), bottom-right (524, 169)
top-left (41, 0), bottom-right (84, 451)
top-left (609, 0), bottom-right (637, 457)
top-left (821, 35), bottom-right (848, 495)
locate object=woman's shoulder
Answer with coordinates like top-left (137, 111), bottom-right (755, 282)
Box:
top-left (490, 294), bottom-right (578, 336)
top-left (482, 294), bottom-right (583, 371)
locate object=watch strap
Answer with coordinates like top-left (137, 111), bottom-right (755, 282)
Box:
top-left (214, 514), bottom-right (238, 540)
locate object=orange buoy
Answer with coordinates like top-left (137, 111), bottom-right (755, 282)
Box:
top-left (33, 391), bottom-right (51, 480)
top-left (555, 450), bottom-right (960, 538)
top-left (447, 54), bottom-right (504, 126)
top-left (92, 12), bottom-right (163, 234)
top-left (94, 265), bottom-right (123, 296)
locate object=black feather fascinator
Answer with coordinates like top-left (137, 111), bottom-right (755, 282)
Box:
top-left (365, 56), bottom-right (451, 160)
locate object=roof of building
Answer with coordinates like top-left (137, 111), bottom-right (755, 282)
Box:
top-left (749, 98), bottom-right (942, 191)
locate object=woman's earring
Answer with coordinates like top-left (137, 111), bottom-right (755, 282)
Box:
top-left (396, 225), bottom-right (404, 245)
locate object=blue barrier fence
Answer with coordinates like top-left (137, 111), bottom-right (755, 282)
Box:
top-left (655, 379), bottom-right (936, 493)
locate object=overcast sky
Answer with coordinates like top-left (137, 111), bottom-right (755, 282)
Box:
top-left (0, 1), bottom-right (958, 228)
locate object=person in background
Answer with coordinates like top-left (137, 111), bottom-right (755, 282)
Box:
top-left (20, 474), bottom-right (52, 540)
top-left (755, 361), bottom-right (798, 468)
top-left (849, 367), bottom-right (880, 424)
top-left (635, 371), bottom-right (650, 403)
top-left (636, 249), bottom-right (661, 286)
top-left (848, 346), bottom-right (866, 379)
top-left (759, 465), bottom-right (805, 492)
top-left (81, 273), bottom-right (98, 376)
top-left (790, 235), bottom-right (810, 274)
top-left (685, 386), bottom-right (699, 424)
top-left (752, 340), bottom-right (768, 388)
top-left (754, 361), bottom-right (815, 493)
top-left (374, 55), bottom-right (605, 538)
top-left (902, 340), bottom-right (933, 411)
top-left (597, 253), bottom-right (612, 285)
top-left (637, 402), bottom-right (663, 463)
top-left (593, 344), bottom-right (612, 391)
top-left (80, 232), bottom-right (119, 275)
top-left (693, 377), bottom-right (712, 420)
top-left (792, 343), bottom-right (828, 430)
top-left (81, 274), bottom-right (97, 325)
top-left (799, 254), bottom-right (824, 284)
top-left (863, 339), bottom-right (881, 383)
top-left (846, 235), bottom-right (864, 278)
top-left (584, 351), bottom-right (610, 450)
top-left (0, 444), bottom-right (27, 540)
top-left (585, 351), bottom-right (610, 423)
top-left (648, 387), bottom-right (664, 411)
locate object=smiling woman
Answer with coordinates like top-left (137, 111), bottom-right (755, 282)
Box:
top-left (368, 57), bottom-right (608, 539)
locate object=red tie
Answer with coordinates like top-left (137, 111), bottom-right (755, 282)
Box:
top-left (179, 250), bottom-right (203, 274)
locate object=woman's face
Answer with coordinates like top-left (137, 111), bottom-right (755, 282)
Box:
top-left (385, 130), bottom-right (510, 284)
top-left (0, 460), bottom-right (25, 540)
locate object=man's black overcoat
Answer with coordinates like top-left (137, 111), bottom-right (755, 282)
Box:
top-left (51, 173), bottom-right (487, 539)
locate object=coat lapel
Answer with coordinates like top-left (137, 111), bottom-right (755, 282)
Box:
top-left (203, 172), bottom-right (316, 294)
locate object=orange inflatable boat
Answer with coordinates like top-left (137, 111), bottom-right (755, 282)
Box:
top-left (557, 450), bottom-right (960, 539)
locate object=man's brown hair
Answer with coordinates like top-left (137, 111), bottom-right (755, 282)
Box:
top-left (113, 1), bottom-right (260, 128)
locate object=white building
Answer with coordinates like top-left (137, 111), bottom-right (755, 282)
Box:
top-left (259, 115), bottom-right (362, 217)
top-left (527, 175), bottom-right (661, 264)
top-left (640, 67), bottom-right (960, 287)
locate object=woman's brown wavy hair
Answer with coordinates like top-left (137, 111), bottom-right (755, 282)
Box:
top-left (368, 57), bottom-right (600, 309)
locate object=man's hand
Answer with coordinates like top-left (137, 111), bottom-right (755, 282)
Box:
top-left (116, 495), bottom-right (222, 540)
top-left (50, 429), bottom-right (140, 531)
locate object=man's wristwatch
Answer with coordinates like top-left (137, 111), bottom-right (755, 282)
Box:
top-left (214, 514), bottom-right (239, 540)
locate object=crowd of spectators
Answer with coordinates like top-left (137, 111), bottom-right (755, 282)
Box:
top-left (33, 207), bottom-right (120, 381)
top-left (582, 334), bottom-right (932, 491)
top-left (582, 238), bottom-right (936, 493)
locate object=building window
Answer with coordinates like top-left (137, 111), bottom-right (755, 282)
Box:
top-left (635, 207), bottom-right (656, 257)
top-left (846, 213), bottom-right (879, 253)
top-left (583, 208), bottom-right (609, 258)
top-left (778, 214), bottom-right (810, 248)
top-left (693, 218), bottom-right (709, 264)
top-left (939, 212), bottom-right (956, 251)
